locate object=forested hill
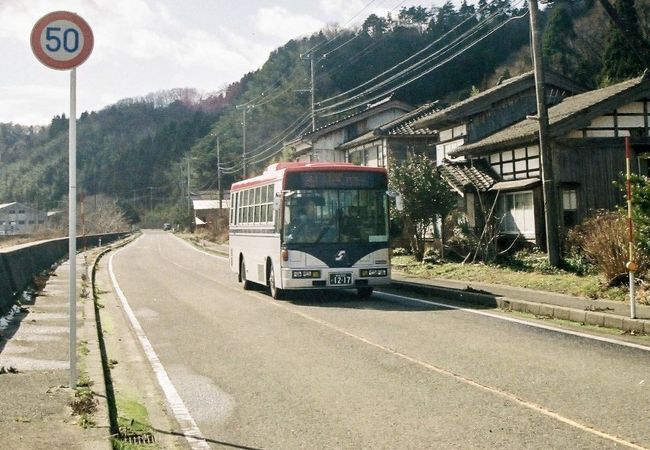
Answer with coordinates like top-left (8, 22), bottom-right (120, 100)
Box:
top-left (0, 0), bottom-right (647, 225)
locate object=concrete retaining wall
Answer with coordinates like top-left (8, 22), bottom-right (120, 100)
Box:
top-left (0, 233), bottom-right (129, 314)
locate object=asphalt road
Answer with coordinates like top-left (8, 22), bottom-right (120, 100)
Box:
top-left (108, 230), bottom-right (650, 450)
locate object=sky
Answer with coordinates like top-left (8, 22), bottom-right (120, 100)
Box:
top-left (0, 0), bottom-right (441, 126)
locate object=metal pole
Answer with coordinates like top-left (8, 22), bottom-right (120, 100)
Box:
top-left (217, 136), bottom-right (222, 210)
top-left (242, 109), bottom-right (247, 178)
top-left (68, 68), bottom-right (77, 389)
top-left (625, 136), bottom-right (637, 318)
top-left (528, 0), bottom-right (561, 267)
top-left (310, 53), bottom-right (316, 133)
top-left (187, 158), bottom-right (191, 213)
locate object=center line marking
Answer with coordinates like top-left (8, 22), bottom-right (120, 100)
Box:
top-left (263, 294), bottom-right (647, 450)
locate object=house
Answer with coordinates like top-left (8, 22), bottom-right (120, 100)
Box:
top-left (405, 70), bottom-right (586, 242)
top-left (412, 70), bottom-right (587, 165)
top-left (288, 98), bottom-right (414, 163)
top-left (192, 198), bottom-right (230, 229)
top-left (0, 202), bottom-right (47, 235)
top-left (445, 72), bottom-right (650, 247)
top-left (338, 101), bottom-right (440, 169)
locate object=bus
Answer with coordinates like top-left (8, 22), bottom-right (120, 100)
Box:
top-left (229, 162), bottom-right (392, 299)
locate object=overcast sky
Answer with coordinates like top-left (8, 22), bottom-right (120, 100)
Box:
top-left (0, 0), bottom-right (445, 126)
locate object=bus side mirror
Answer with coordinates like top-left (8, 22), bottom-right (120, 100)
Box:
top-left (387, 190), bottom-right (404, 212)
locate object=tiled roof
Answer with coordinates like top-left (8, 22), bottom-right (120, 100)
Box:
top-left (451, 74), bottom-right (649, 157)
top-left (303, 99), bottom-right (413, 139)
top-left (337, 102), bottom-right (439, 150)
top-left (412, 70), bottom-right (586, 130)
top-left (381, 102), bottom-right (440, 136)
top-left (438, 159), bottom-right (498, 193)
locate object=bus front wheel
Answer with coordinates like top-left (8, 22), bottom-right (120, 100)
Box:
top-left (268, 265), bottom-right (283, 300)
top-left (240, 258), bottom-right (253, 290)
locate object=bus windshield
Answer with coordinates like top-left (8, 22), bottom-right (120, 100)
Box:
top-left (283, 189), bottom-right (388, 244)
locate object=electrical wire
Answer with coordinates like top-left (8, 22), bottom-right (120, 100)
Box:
top-left (318, 9), bottom-right (529, 118)
top-left (316, 1), bottom-right (502, 106)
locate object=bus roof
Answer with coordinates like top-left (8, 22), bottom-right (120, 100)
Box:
top-left (230, 162), bottom-right (387, 191)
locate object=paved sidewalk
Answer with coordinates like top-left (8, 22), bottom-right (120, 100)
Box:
top-left (0, 252), bottom-right (111, 450)
top-left (390, 273), bottom-right (650, 333)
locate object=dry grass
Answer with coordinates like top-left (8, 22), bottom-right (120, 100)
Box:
top-left (392, 255), bottom-right (635, 302)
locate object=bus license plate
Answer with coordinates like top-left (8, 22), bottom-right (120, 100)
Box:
top-left (330, 273), bottom-right (352, 285)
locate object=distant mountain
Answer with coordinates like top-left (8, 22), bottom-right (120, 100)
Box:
top-left (1, 0), bottom-right (647, 226)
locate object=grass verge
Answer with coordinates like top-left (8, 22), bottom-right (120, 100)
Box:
top-left (391, 255), bottom-right (636, 302)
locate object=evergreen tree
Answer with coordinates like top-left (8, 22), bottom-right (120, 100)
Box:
top-left (600, 0), bottom-right (646, 84)
top-left (543, 4), bottom-right (576, 75)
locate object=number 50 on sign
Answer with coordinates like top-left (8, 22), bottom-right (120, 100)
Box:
top-left (31, 11), bottom-right (93, 70)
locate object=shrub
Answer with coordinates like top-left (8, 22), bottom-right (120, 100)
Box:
top-left (392, 247), bottom-right (410, 256)
top-left (502, 247), bottom-right (560, 274)
top-left (422, 248), bottom-right (441, 264)
top-left (568, 210), bottom-right (646, 284)
top-left (446, 222), bottom-right (480, 262)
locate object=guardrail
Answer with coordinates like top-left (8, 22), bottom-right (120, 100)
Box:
top-left (0, 233), bottom-right (130, 314)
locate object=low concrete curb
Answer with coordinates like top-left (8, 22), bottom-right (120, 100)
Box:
top-left (391, 279), bottom-right (650, 334)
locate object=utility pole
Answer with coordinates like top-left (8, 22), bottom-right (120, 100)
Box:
top-left (235, 104), bottom-right (254, 178)
top-left (297, 52), bottom-right (318, 160)
top-left (310, 52), bottom-right (316, 132)
top-left (187, 157), bottom-right (191, 213)
top-left (528, 0), bottom-right (561, 267)
top-left (217, 136), bottom-right (222, 210)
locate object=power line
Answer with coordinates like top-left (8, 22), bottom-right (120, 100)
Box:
top-left (316, 1), bottom-right (502, 107)
top-left (318, 9), bottom-right (529, 118)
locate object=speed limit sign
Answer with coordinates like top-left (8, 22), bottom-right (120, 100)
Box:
top-left (30, 11), bottom-right (93, 70)
top-left (30, 10), bottom-right (94, 389)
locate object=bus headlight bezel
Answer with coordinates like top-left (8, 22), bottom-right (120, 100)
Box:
top-left (360, 268), bottom-right (388, 277)
top-left (292, 270), bottom-right (321, 279)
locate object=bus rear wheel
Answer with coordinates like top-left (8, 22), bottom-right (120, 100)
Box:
top-left (357, 287), bottom-right (373, 298)
top-left (268, 265), bottom-right (283, 299)
top-left (240, 258), bottom-right (253, 290)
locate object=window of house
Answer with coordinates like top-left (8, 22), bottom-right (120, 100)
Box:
top-left (499, 191), bottom-right (535, 238)
top-left (489, 146), bottom-right (541, 181)
top-left (562, 189), bottom-right (578, 228)
top-left (639, 154), bottom-right (650, 177)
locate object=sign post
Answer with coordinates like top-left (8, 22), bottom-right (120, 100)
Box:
top-left (31, 11), bottom-right (93, 389)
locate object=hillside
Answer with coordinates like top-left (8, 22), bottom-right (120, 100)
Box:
top-left (0, 0), bottom-right (647, 227)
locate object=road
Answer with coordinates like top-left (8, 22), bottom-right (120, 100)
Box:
top-left (107, 230), bottom-right (650, 449)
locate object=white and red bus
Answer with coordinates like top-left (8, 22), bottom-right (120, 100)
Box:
top-left (229, 162), bottom-right (391, 299)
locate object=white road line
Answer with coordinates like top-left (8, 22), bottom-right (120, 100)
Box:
top-left (172, 234), bottom-right (229, 262)
top-left (378, 291), bottom-right (650, 353)
top-left (108, 248), bottom-right (210, 450)
top-left (263, 294), bottom-right (647, 450)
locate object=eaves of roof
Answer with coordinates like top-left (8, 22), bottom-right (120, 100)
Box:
top-left (450, 73), bottom-right (650, 158)
top-left (438, 159), bottom-right (498, 193)
top-left (302, 99), bottom-right (414, 141)
top-left (337, 102), bottom-right (440, 151)
top-left (412, 70), bottom-right (586, 130)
